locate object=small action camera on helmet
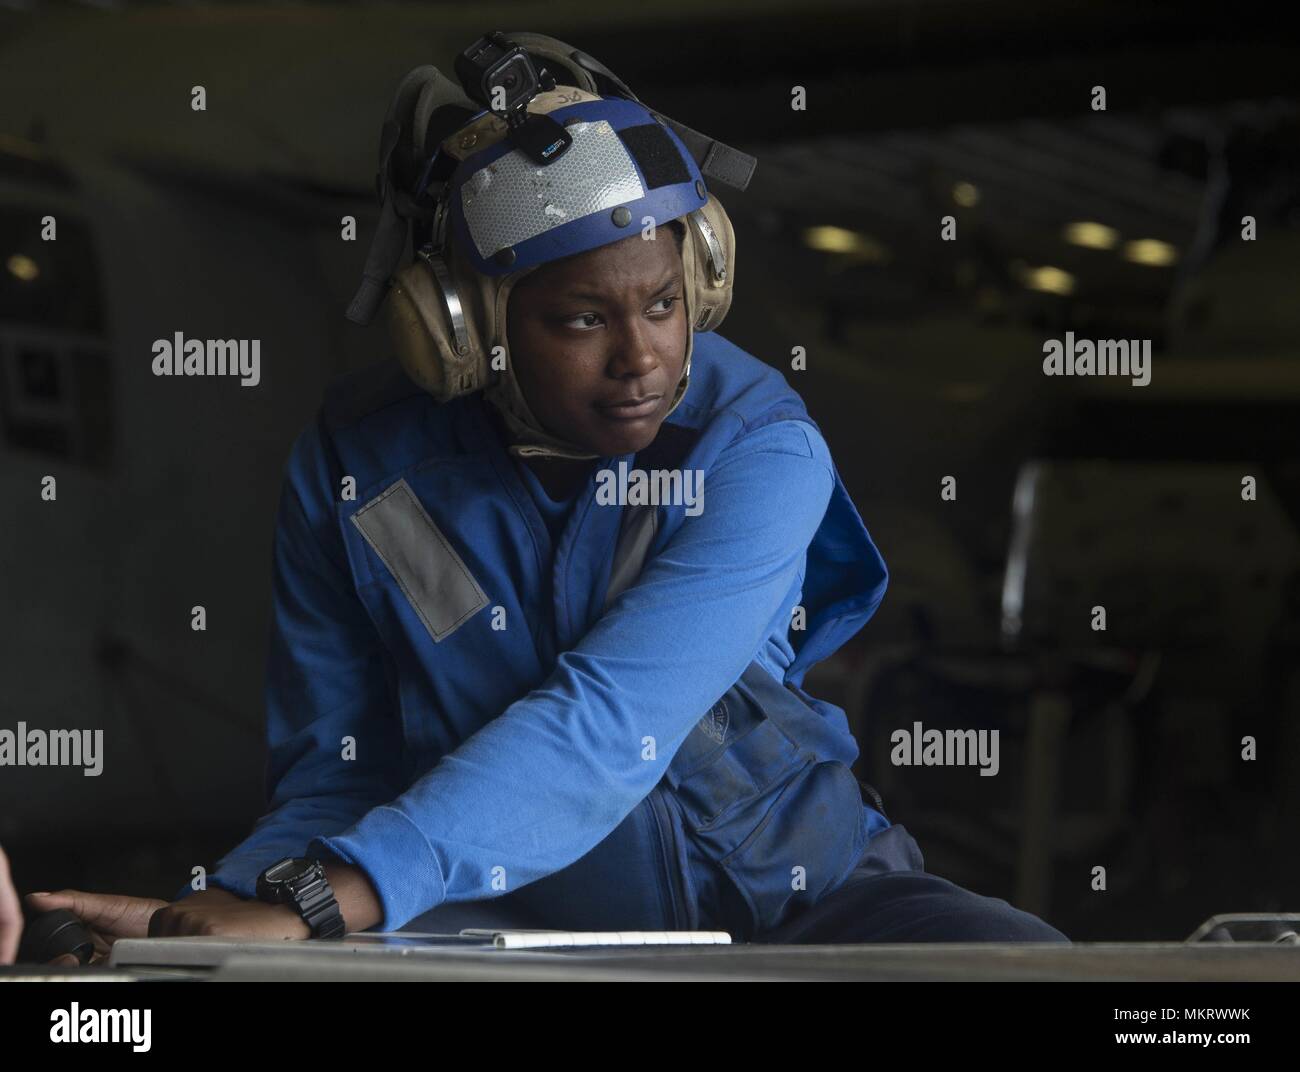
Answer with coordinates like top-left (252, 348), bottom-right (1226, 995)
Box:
top-left (454, 31), bottom-right (573, 166)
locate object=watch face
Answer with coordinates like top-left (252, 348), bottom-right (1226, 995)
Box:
top-left (265, 857), bottom-right (312, 884)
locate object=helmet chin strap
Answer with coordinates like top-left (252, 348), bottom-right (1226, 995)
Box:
top-left (485, 341), bottom-right (693, 461)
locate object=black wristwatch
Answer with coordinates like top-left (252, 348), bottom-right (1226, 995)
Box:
top-left (255, 857), bottom-right (347, 939)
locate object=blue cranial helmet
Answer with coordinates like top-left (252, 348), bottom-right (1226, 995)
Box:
top-left (445, 93), bottom-right (710, 277)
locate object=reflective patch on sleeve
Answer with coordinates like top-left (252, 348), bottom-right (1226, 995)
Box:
top-left (351, 477), bottom-right (489, 642)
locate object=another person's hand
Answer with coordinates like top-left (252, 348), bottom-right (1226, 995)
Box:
top-left (0, 844), bottom-right (21, 964)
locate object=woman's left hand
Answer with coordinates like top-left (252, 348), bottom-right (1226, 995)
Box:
top-left (27, 887), bottom-right (309, 965)
top-left (26, 889), bottom-right (168, 965)
top-left (147, 890), bottom-right (311, 940)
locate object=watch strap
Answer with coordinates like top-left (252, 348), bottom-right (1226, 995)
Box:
top-left (273, 860), bottom-right (347, 940)
top-left (296, 873), bottom-right (347, 939)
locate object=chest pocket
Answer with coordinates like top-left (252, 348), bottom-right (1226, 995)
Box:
top-left (350, 477), bottom-right (490, 643)
top-left (609, 503), bottom-right (870, 936)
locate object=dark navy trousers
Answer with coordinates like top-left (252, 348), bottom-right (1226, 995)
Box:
top-left (398, 823), bottom-right (1070, 944)
top-left (748, 824), bottom-right (1070, 944)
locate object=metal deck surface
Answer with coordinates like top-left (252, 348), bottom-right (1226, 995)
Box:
top-left (92, 934), bottom-right (1300, 982)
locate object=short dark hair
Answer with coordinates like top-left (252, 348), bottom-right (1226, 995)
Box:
top-left (667, 217), bottom-right (687, 250)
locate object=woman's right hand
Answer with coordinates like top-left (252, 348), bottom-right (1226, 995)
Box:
top-left (24, 888), bottom-right (239, 966)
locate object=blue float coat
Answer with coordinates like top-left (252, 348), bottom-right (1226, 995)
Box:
top-left (176, 331), bottom-right (890, 935)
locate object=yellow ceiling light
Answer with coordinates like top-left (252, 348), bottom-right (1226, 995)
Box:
top-left (801, 225), bottom-right (891, 263)
top-left (6, 253), bottom-right (39, 282)
top-left (1062, 221), bottom-right (1119, 249)
top-left (1123, 238), bottom-right (1178, 266)
top-left (952, 181), bottom-right (980, 207)
top-left (1021, 265), bottom-right (1075, 296)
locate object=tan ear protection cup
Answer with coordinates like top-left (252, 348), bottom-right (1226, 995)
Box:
top-left (386, 261), bottom-right (452, 400)
top-left (386, 252), bottom-right (487, 403)
top-left (385, 232), bottom-right (494, 403)
top-left (386, 187), bottom-right (738, 405)
top-left (685, 193), bottom-right (736, 332)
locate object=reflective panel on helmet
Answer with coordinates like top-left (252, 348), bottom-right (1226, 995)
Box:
top-left (460, 119), bottom-right (645, 263)
top-left (447, 96), bottom-right (708, 278)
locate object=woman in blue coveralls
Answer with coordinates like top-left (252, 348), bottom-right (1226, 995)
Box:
top-left (26, 43), bottom-right (1068, 955)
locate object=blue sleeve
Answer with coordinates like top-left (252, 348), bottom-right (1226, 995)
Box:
top-left (171, 418), bottom-right (408, 904)
top-left (309, 418), bottom-right (836, 931)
